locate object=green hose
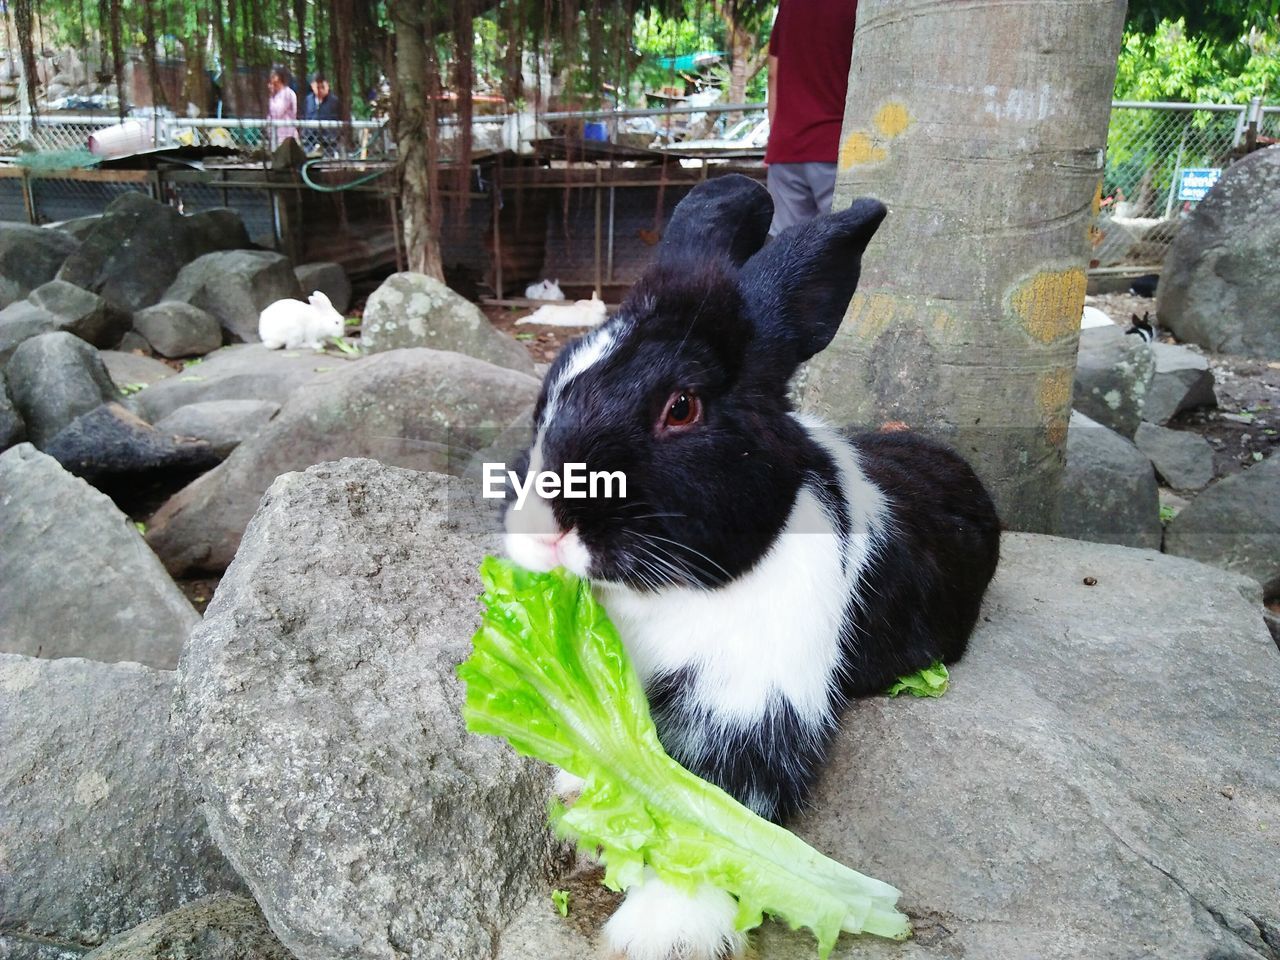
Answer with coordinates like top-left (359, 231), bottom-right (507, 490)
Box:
top-left (300, 157), bottom-right (391, 192)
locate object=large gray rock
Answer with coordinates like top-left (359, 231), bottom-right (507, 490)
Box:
top-left (163, 250), bottom-right (303, 343)
top-left (1052, 411), bottom-right (1161, 550)
top-left (81, 894), bottom-right (292, 960)
top-left (0, 222), bottom-right (79, 309)
top-left (184, 208), bottom-right (253, 260)
top-left (29, 279), bottom-right (131, 348)
top-left (131, 301), bottom-right (223, 358)
top-left (131, 343), bottom-right (342, 423)
top-left (99, 350), bottom-right (176, 392)
top-left (361, 272), bottom-right (533, 374)
top-left (1071, 325), bottom-right (1155, 438)
top-left (4, 332), bottom-right (118, 447)
top-left (44, 403), bottom-right (222, 485)
top-left (55, 193), bottom-right (192, 313)
top-left (145, 348), bottom-right (539, 575)
top-left (0, 444), bottom-right (198, 667)
top-left (176, 459), bottom-right (554, 960)
top-left (294, 261), bottom-right (351, 315)
top-left (0, 379), bottom-right (24, 450)
top-left (0, 654), bottom-right (246, 955)
top-left (1165, 455), bottom-right (1280, 599)
top-left (1158, 147), bottom-right (1280, 359)
top-left (1133, 421), bottom-right (1215, 490)
top-left (498, 534), bottom-right (1280, 960)
top-left (1142, 341), bottom-right (1216, 426)
top-left (154, 399), bottom-right (281, 458)
top-left (0, 299), bottom-right (62, 368)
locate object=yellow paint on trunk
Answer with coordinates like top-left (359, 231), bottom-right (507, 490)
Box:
top-left (839, 132), bottom-right (887, 169)
top-left (1037, 367), bottom-right (1073, 446)
top-left (1010, 268), bottom-right (1087, 343)
top-left (874, 102), bottom-right (911, 138)
top-left (846, 291), bottom-right (899, 339)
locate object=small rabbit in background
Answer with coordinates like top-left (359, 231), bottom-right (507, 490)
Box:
top-left (504, 175), bottom-right (1001, 960)
top-left (524, 278), bottom-right (566, 301)
top-left (258, 290), bottom-right (345, 350)
top-left (516, 291), bottom-right (608, 328)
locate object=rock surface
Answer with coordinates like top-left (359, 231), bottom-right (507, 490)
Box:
top-left (0, 444), bottom-right (198, 667)
top-left (130, 343), bottom-right (342, 423)
top-left (1142, 341), bottom-right (1216, 426)
top-left (184, 208), bottom-right (253, 260)
top-left (0, 222), bottom-right (79, 309)
top-left (44, 402), bottom-right (222, 485)
top-left (28, 279), bottom-right (131, 348)
top-left (99, 350), bottom-right (177, 391)
top-left (0, 299), bottom-right (62, 367)
top-left (0, 654), bottom-right (246, 955)
top-left (0, 380), bottom-right (24, 450)
top-left (176, 459), bottom-right (554, 960)
top-left (131, 301), bottom-right (224, 358)
top-left (81, 894), bottom-right (292, 960)
top-left (1133, 421), bottom-right (1215, 490)
top-left (146, 348), bottom-right (539, 575)
top-left (163, 250), bottom-right (302, 343)
top-left (1052, 411), bottom-right (1161, 550)
top-left (4, 331), bottom-right (118, 447)
top-left (294, 261), bottom-right (352, 315)
top-left (1158, 147), bottom-right (1280, 359)
top-left (498, 534), bottom-right (1280, 960)
top-left (1071, 325), bottom-right (1154, 438)
top-left (153, 399), bottom-right (280, 458)
top-left (1165, 454), bottom-right (1280, 599)
top-left (361, 272), bottom-right (533, 374)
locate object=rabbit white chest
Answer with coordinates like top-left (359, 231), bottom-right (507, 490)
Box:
top-left (597, 422), bottom-right (887, 733)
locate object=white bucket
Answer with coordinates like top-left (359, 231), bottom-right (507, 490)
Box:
top-left (87, 118), bottom-right (154, 158)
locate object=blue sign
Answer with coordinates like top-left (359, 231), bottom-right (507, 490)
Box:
top-left (1178, 168), bottom-right (1222, 202)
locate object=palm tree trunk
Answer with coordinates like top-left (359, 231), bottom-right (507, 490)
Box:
top-left (799, 0), bottom-right (1127, 531)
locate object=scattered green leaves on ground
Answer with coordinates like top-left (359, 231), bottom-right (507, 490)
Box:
top-left (181, 357), bottom-right (204, 369)
top-left (885, 661), bottom-right (949, 699)
top-left (118, 382), bottom-right (148, 396)
top-left (179, 375), bottom-right (205, 382)
top-left (329, 336), bottom-right (362, 356)
top-left (514, 332), bottom-right (536, 341)
top-left (1159, 504), bottom-right (1177, 523)
top-left (133, 521), bottom-right (147, 535)
top-left (345, 316), bottom-right (361, 326)
top-left (458, 557), bottom-right (911, 957)
top-left (551, 889), bottom-right (571, 917)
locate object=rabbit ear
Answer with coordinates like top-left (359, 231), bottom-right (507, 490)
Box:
top-left (740, 197), bottom-right (887, 365)
top-left (659, 174), bottom-right (773, 268)
top-left (308, 290), bottom-right (332, 308)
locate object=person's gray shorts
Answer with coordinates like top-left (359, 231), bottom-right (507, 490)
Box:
top-left (766, 162), bottom-right (837, 234)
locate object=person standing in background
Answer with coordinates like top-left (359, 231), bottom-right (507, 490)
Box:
top-left (267, 66), bottom-right (299, 148)
top-left (765, 0), bottom-right (859, 234)
top-left (303, 72), bottom-right (342, 153)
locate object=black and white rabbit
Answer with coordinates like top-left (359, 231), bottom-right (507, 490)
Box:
top-left (504, 174), bottom-right (1001, 960)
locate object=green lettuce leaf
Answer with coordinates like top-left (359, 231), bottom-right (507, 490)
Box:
top-left (885, 661), bottom-right (949, 698)
top-left (457, 556), bottom-right (911, 957)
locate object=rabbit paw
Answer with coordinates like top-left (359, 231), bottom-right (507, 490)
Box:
top-left (604, 872), bottom-right (745, 960)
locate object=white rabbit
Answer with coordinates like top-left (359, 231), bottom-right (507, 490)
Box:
top-left (516, 291), bottom-right (607, 328)
top-left (258, 290), bottom-right (346, 350)
top-left (524, 278), bottom-right (566, 301)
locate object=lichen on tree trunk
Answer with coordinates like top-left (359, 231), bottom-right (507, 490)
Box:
top-left (800, 0), bottom-right (1127, 531)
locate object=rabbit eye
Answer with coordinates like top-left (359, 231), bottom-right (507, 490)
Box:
top-left (661, 390), bottom-right (701, 430)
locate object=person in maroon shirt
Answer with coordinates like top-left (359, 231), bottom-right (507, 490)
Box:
top-left (765, 0), bottom-right (859, 233)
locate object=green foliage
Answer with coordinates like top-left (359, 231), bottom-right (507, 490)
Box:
top-left (551, 889), bottom-right (571, 916)
top-left (1126, 0), bottom-right (1280, 46)
top-left (1115, 19), bottom-right (1280, 103)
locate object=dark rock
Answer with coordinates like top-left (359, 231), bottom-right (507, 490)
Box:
top-left (131, 301), bottom-right (223, 358)
top-left (146, 349), bottom-right (539, 575)
top-left (1141, 342), bottom-right (1216, 425)
top-left (55, 193), bottom-right (195, 313)
top-left (0, 380), bottom-right (24, 450)
top-left (361, 272), bottom-right (533, 374)
top-left (0, 299), bottom-right (60, 368)
top-left (1165, 455), bottom-right (1280, 599)
top-left (29, 279), bottom-right (131, 348)
top-left (1158, 147), bottom-right (1280, 359)
top-left (162, 250), bottom-right (302, 343)
top-left (44, 402), bottom-right (222, 484)
top-left (498, 534), bottom-right (1280, 960)
top-left (1052, 411), bottom-right (1161, 550)
top-left (1133, 422), bottom-right (1215, 490)
top-left (99, 351), bottom-right (176, 392)
top-left (116, 331), bottom-right (152, 354)
top-left (184, 208), bottom-right (253, 260)
top-left (131, 343), bottom-right (345, 424)
top-left (81, 894), bottom-right (293, 960)
top-left (1072, 325), bottom-right (1155, 438)
top-left (0, 222), bottom-right (79, 309)
top-left (48, 214), bottom-right (103, 242)
top-left (294, 262), bottom-right (352, 314)
top-left (0, 444), bottom-right (198, 666)
top-left (175, 460), bottom-right (553, 960)
top-left (4, 332), bottom-right (118, 447)
top-left (153, 399), bottom-right (280, 458)
top-left (0, 653), bottom-right (246, 953)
